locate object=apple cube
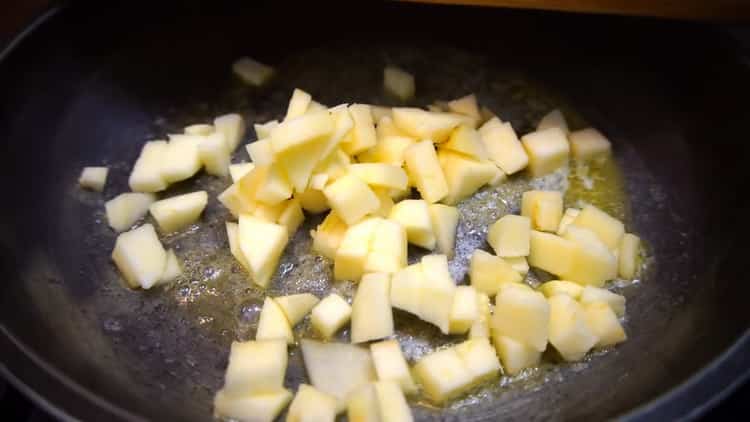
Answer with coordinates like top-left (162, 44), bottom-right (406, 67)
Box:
top-left (184, 123), bottom-right (213, 136)
top-left (214, 113), bottom-right (245, 152)
top-left (447, 94), bottom-right (481, 126)
top-left (438, 150), bottom-right (497, 205)
top-left (311, 294), bottom-right (352, 338)
top-left (556, 208), bottom-right (580, 235)
top-left (389, 199), bottom-right (436, 250)
top-left (428, 204), bottom-right (459, 256)
top-left (478, 118), bottom-right (528, 175)
top-left (449, 286), bottom-right (479, 334)
top-left (536, 109), bottom-right (569, 134)
top-left (350, 163), bottom-right (408, 191)
top-left (376, 116), bottom-right (407, 140)
top-left (270, 109), bottom-right (333, 154)
top-left (371, 188), bottom-right (395, 218)
top-left (312, 212), bottom-right (348, 260)
top-left (297, 187), bottom-right (329, 214)
top-left (285, 88), bottom-right (312, 120)
top-left (105, 192), bottom-right (156, 232)
top-left (334, 217), bottom-right (379, 281)
top-left (470, 249), bottom-right (522, 296)
top-left (278, 198), bottom-right (304, 235)
top-left (361, 135), bottom-right (415, 166)
top-left (560, 225), bottom-right (618, 286)
top-left (442, 124), bottom-right (486, 160)
top-left (79, 166), bottom-right (108, 191)
top-left (413, 347), bottom-right (473, 403)
top-left (287, 384), bottom-right (338, 422)
top-left (256, 297), bottom-right (294, 344)
top-left (239, 165), bottom-right (293, 206)
top-left (505, 256), bottom-right (529, 275)
top-left (455, 338), bottom-right (502, 384)
top-left (218, 183), bottom-right (256, 218)
top-left (229, 162), bottom-right (255, 182)
top-left (198, 132), bottom-right (230, 177)
top-left (619, 233), bottom-right (640, 279)
top-left (232, 57), bottom-right (274, 87)
top-left (347, 384), bottom-right (382, 422)
top-left (351, 273), bottom-right (394, 343)
top-left (238, 215), bottom-right (289, 288)
top-left (390, 263), bottom-right (425, 315)
top-left (149, 191), bottom-right (208, 233)
top-left (383, 66), bottom-right (415, 101)
top-left (324, 173), bottom-right (380, 225)
top-left (403, 140), bottom-right (449, 203)
top-left (392, 108), bottom-right (465, 143)
top-left (488, 214), bottom-right (531, 257)
top-left (111, 224), bottom-right (166, 289)
top-left (162, 134), bottom-right (202, 183)
top-left (320, 105), bottom-right (354, 160)
top-left (276, 138), bottom-right (327, 193)
top-left (374, 381), bottom-right (413, 422)
top-left (315, 148), bottom-right (351, 182)
top-left (579, 286), bottom-right (626, 317)
top-left (521, 127), bottom-right (570, 177)
top-left (548, 295), bottom-right (597, 361)
top-left (491, 285), bottom-right (549, 351)
top-left (129, 140), bottom-right (169, 192)
top-left (221, 339), bottom-right (288, 396)
top-left (572, 204), bottom-right (624, 250)
top-left (539, 280), bottom-right (584, 299)
top-left (492, 335), bottom-right (541, 376)
top-left (469, 292), bottom-right (491, 339)
top-left (213, 389), bottom-right (292, 422)
top-left (521, 190), bottom-right (563, 232)
top-left (254, 119), bottom-right (278, 139)
top-left (160, 249), bottom-right (182, 282)
top-left (370, 340), bottom-right (417, 395)
top-left (583, 301), bottom-right (627, 348)
top-left (365, 219), bottom-right (407, 274)
top-left (246, 138), bottom-right (275, 165)
top-left (275, 293), bottom-right (320, 326)
top-left (419, 254), bottom-right (456, 334)
top-left (226, 222), bottom-right (251, 272)
top-left (487, 164), bottom-right (507, 186)
top-left (569, 128), bottom-right (611, 162)
top-left (342, 104), bottom-right (377, 155)
top-left (252, 201), bottom-right (286, 223)
top-left (528, 231), bottom-right (577, 276)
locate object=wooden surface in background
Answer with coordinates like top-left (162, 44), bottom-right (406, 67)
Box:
top-left (400, 0), bottom-right (750, 20)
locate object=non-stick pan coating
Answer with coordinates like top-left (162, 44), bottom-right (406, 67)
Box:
top-left (1, 2), bottom-right (749, 421)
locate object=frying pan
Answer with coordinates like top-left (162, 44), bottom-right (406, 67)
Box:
top-left (1, 1), bottom-right (750, 421)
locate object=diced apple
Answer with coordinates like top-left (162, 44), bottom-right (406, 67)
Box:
top-left (547, 295), bottom-right (597, 361)
top-left (274, 293), bottom-right (319, 326)
top-left (521, 127), bottom-right (570, 177)
top-left (348, 384), bottom-right (382, 422)
top-left (560, 225), bottom-right (617, 286)
top-left (363, 136), bottom-right (415, 167)
top-left (488, 214), bottom-right (531, 257)
top-left (455, 338), bottom-right (502, 384)
top-left (365, 219), bottom-right (407, 274)
top-left (579, 286), bottom-right (626, 317)
top-left (253, 201), bottom-right (286, 223)
top-left (149, 191), bottom-right (208, 233)
top-left (111, 224), bottom-right (167, 289)
top-left (198, 132), bottom-right (230, 177)
top-left (383, 66), bottom-right (415, 101)
top-left (276, 138), bottom-right (327, 193)
top-left (239, 165), bottom-right (293, 206)
top-left (218, 183), bottom-right (256, 218)
top-left (442, 124), bottom-right (486, 160)
top-left (521, 190), bottom-right (563, 232)
top-left (320, 105), bottom-right (354, 159)
top-left (278, 198), bottom-right (304, 235)
top-left (469, 292), bottom-right (491, 339)
top-left (221, 339), bottom-right (287, 396)
top-left (213, 389), bottom-right (292, 422)
top-left (556, 208), bottom-right (580, 235)
top-left (160, 249), bottom-right (182, 282)
top-left (419, 254), bottom-right (456, 334)
top-left (311, 294), bottom-right (352, 338)
top-left (478, 118), bottom-right (528, 175)
top-left (371, 188), bottom-right (395, 218)
top-left (105, 192), bottom-right (156, 232)
top-left (569, 128), bottom-right (611, 162)
top-left (428, 204), bottom-right (459, 256)
top-left (491, 285), bottom-right (549, 351)
top-left (488, 164), bottom-right (507, 186)
top-left (315, 148), bottom-right (351, 182)
top-left (374, 381), bottom-right (413, 422)
top-left (232, 57), bottom-right (274, 87)
top-left (312, 212), bottom-right (348, 260)
top-left (230, 162), bottom-right (255, 182)
top-left (129, 140), bottom-right (169, 192)
top-left (350, 163), bottom-right (408, 191)
top-left (438, 150), bottom-right (497, 205)
top-left (392, 108), bottom-right (465, 143)
top-left (256, 297), bottom-right (294, 344)
top-left (447, 94), bottom-right (481, 127)
top-left (351, 273), bottom-right (393, 343)
top-left (536, 109), bottom-right (569, 134)
top-left (370, 106), bottom-right (392, 122)
top-left (214, 113), bottom-right (246, 152)
top-left (572, 204), bottom-right (624, 250)
top-left (413, 347), bottom-right (473, 403)
top-left (370, 340), bottom-right (417, 395)
top-left (403, 140), bottom-right (449, 203)
top-left (619, 233), bottom-right (640, 279)
top-left (226, 222), bottom-right (251, 272)
top-left (163, 134), bottom-right (202, 183)
top-left (270, 109), bottom-right (333, 154)
top-left (449, 286), bottom-right (479, 334)
top-left (342, 104), bottom-right (377, 156)
top-left (246, 138), bottom-right (275, 165)
top-left (254, 120), bottom-right (279, 139)
top-left (390, 263), bottom-right (425, 315)
top-left (300, 340), bottom-right (376, 411)
top-left (376, 116), bottom-right (407, 139)
top-left (324, 173), bottom-right (380, 225)
top-left (285, 88), bottom-right (312, 120)
top-left (492, 335), bottom-right (541, 376)
top-left (334, 217), bottom-right (379, 281)
top-left (470, 249), bottom-right (522, 296)
top-left (297, 187), bottom-right (329, 214)
top-left (307, 101), bottom-right (327, 113)
top-left (528, 230), bottom-right (576, 276)
top-left (505, 256), bottom-right (529, 275)
top-left (79, 166), bottom-right (108, 191)
top-left (583, 301), bottom-right (627, 348)
top-left (539, 280), bottom-right (584, 299)
top-left (184, 123), bottom-right (213, 136)
top-left (238, 215), bottom-right (289, 288)
top-left (389, 199), bottom-right (436, 250)
top-left (287, 384), bottom-right (338, 422)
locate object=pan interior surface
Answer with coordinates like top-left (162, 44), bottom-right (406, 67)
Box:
top-left (1, 2), bottom-right (749, 421)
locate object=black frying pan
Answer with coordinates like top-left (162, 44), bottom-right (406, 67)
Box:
top-left (1, 2), bottom-right (749, 421)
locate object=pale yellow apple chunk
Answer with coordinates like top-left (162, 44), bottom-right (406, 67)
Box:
top-left (470, 249), bottom-right (522, 296)
top-left (78, 166), bottom-right (108, 191)
top-left (226, 222), bottom-right (251, 272)
top-left (275, 293), bottom-right (319, 326)
top-left (198, 132), bottom-right (230, 177)
top-left (579, 286), bottom-right (626, 317)
top-left (350, 163), bottom-right (408, 191)
top-left (556, 207), bottom-right (580, 235)
top-left (403, 140), bottom-right (449, 204)
top-left (238, 215), bottom-right (289, 288)
top-left (351, 273), bottom-right (394, 343)
top-left (229, 162), bottom-right (255, 182)
top-left (370, 340), bottom-right (417, 395)
top-left (521, 190), bottom-right (563, 232)
top-left (419, 254), bottom-right (456, 334)
top-left (528, 230), bottom-right (577, 276)
top-left (342, 104), bottom-right (377, 156)
top-left (548, 295), bottom-right (597, 361)
top-left (365, 219), bottom-right (407, 274)
top-left (232, 57), bottom-right (274, 87)
top-left (392, 108), bottom-right (465, 143)
top-left (348, 384), bottom-right (382, 422)
top-left (447, 94), bottom-right (481, 127)
top-left (218, 183), bottom-right (256, 218)
top-left (149, 191), bottom-right (208, 233)
top-left (312, 212), bottom-right (348, 260)
top-left (437, 150), bottom-right (497, 205)
top-left (569, 128), bottom-right (611, 162)
top-left (213, 389), bottom-right (292, 422)
top-left (560, 225), bottom-right (618, 287)
top-left (285, 88), bottom-right (312, 120)
top-left (105, 192), bottom-right (156, 232)
top-left (492, 285), bottom-right (550, 352)
top-left (390, 263), bottom-right (425, 316)
top-left (238, 165), bottom-right (293, 206)
top-left (449, 285), bottom-right (479, 334)
top-left (129, 140), bottom-right (169, 192)
top-left (256, 297), bottom-right (294, 344)
top-left (455, 338), bottom-right (502, 385)
top-left (583, 301), bottom-right (627, 348)
top-left (278, 198), bottom-right (304, 235)
top-left (277, 136), bottom-right (328, 194)
top-left (469, 292), bottom-right (491, 339)
top-left (311, 294), bottom-right (352, 338)
top-left (478, 118), bottom-right (528, 175)
top-left (389, 199), bottom-right (436, 250)
top-left (252, 201), bottom-right (285, 223)
top-left (374, 381), bottom-right (413, 422)
top-left (246, 138), bottom-right (275, 165)
top-left (221, 339), bottom-right (288, 396)
top-left (297, 186), bottom-right (329, 214)
top-left (287, 384), bottom-right (338, 422)
top-left (254, 119), bottom-right (278, 139)
top-left (384, 66), bottom-right (415, 101)
top-left (214, 113), bottom-right (246, 152)
top-left (160, 249), bottom-right (182, 282)
top-left (428, 203), bottom-right (459, 256)
top-left (539, 280), bottom-right (584, 299)
top-left (492, 335), bottom-right (541, 376)
top-left (505, 256), bottom-right (529, 275)
top-left (334, 217), bottom-right (379, 281)
top-left (360, 135), bottom-right (415, 166)
top-left (536, 109), bottom-right (569, 134)
top-left (521, 127), bottom-right (570, 177)
top-left (162, 134), bottom-right (202, 183)
top-left (375, 116), bottom-right (407, 139)
top-left (319, 105), bottom-right (354, 160)
top-left (111, 224), bottom-right (167, 289)
top-left (488, 214), bottom-right (531, 257)
top-left (324, 173), bottom-right (380, 226)
top-left (270, 109), bottom-right (333, 154)
top-left (371, 188), bottom-right (395, 218)
top-left (572, 204), bottom-right (624, 250)
top-left (413, 347), bottom-right (473, 403)
top-left (442, 124), bottom-right (486, 160)
top-left (184, 123), bottom-right (213, 136)
top-left (619, 233), bottom-right (640, 279)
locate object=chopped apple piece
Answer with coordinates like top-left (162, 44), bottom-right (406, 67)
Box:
top-left (539, 280), bottom-right (584, 299)
top-left (334, 217), bottom-right (379, 281)
top-left (160, 249), bottom-right (182, 282)
top-left (442, 125), bottom-right (486, 160)
top-left (297, 187), bottom-right (329, 214)
top-left (218, 183), bottom-right (256, 218)
top-left (389, 199), bottom-right (436, 250)
top-left (350, 163), bottom-right (409, 191)
top-left (324, 173), bottom-right (380, 225)
top-left (374, 381), bottom-right (413, 422)
top-left (383, 66), bottom-right (415, 101)
top-left (583, 301), bottom-right (627, 348)
top-left (470, 250), bottom-right (523, 296)
top-left (488, 214), bottom-right (531, 257)
top-left (256, 297), bottom-right (294, 344)
top-left (342, 104), bottom-right (377, 156)
top-left (579, 286), bottom-right (626, 317)
top-left (389, 263), bottom-right (425, 315)
top-left (572, 204), bottom-right (624, 250)
top-left (392, 108), bottom-right (465, 143)
top-left (198, 132), bottom-right (230, 177)
top-left (184, 123), bottom-right (213, 136)
top-left (438, 150), bottom-right (497, 205)
top-left (111, 224), bottom-right (167, 289)
top-left (253, 201), bottom-right (286, 223)
top-left (365, 219), bottom-right (407, 274)
top-left (478, 118), bottom-right (528, 175)
top-left (619, 233), bottom-right (640, 279)
top-left (447, 94), bottom-right (481, 127)
top-left (403, 140), bottom-right (449, 203)
top-left (521, 127), bottom-right (570, 177)
top-left (246, 138), bottom-right (275, 165)
top-left (129, 140), bottom-right (169, 192)
top-left (488, 164), bottom-right (507, 186)
top-left (536, 109), bottom-right (569, 134)
top-left (361, 135), bottom-right (415, 166)
top-left (105, 192), bottom-right (156, 232)
top-left (270, 109), bottom-right (333, 154)
top-left (492, 335), bottom-right (541, 376)
top-left (548, 295), bottom-right (597, 361)
top-left (226, 222), bottom-right (251, 272)
top-left (307, 101), bottom-right (327, 113)
top-left (419, 254), bottom-right (456, 334)
top-left (528, 230), bottom-right (577, 276)
top-left (348, 384), bottom-right (382, 422)
top-left (300, 340), bottom-right (376, 411)
top-left (492, 285), bottom-right (549, 351)
top-left (214, 113), bottom-right (246, 152)
top-left (239, 164), bottom-right (293, 206)
top-left (569, 128), bottom-right (611, 162)
top-left (221, 339), bottom-right (287, 396)
top-left (238, 214), bottom-right (289, 288)
top-left (276, 137), bottom-right (327, 193)
top-left (213, 389), bottom-right (292, 422)
top-left (320, 105), bottom-right (354, 159)
top-left (370, 105), bottom-right (392, 121)
top-left (557, 208), bottom-right (580, 235)
top-left (275, 293), bottom-right (320, 326)
top-left (315, 148), bottom-right (351, 182)
top-left (469, 292), bottom-right (491, 339)
top-left (162, 134), bottom-right (202, 183)
top-left (370, 340), bottom-right (417, 395)
top-left (149, 191), bottom-right (208, 233)
top-left (371, 188), bottom-right (395, 218)
top-left (278, 198), bottom-right (304, 235)
top-left (413, 347), bottom-right (473, 403)
top-left (376, 116), bottom-right (407, 139)
top-left (429, 203), bottom-right (459, 256)
top-left (449, 286), bottom-right (479, 334)
top-left (312, 212), bottom-right (348, 260)
top-left (351, 273), bottom-right (393, 343)
top-left (79, 166), bottom-right (108, 191)
top-left (287, 384), bottom-right (338, 422)
top-left (229, 162), bottom-right (255, 182)
top-left (455, 338), bottom-right (502, 384)
top-left (311, 293), bottom-right (352, 338)
top-left (560, 225), bottom-right (617, 286)
top-left (285, 88), bottom-right (312, 120)
top-left (521, 190), bottom-right (563, 232)
top-left (232, 57), bottom-right (274, 87)
top-left (505, 256), bottom-right (529, 275)
top-left (254, 120), bottom-right (278, 139)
